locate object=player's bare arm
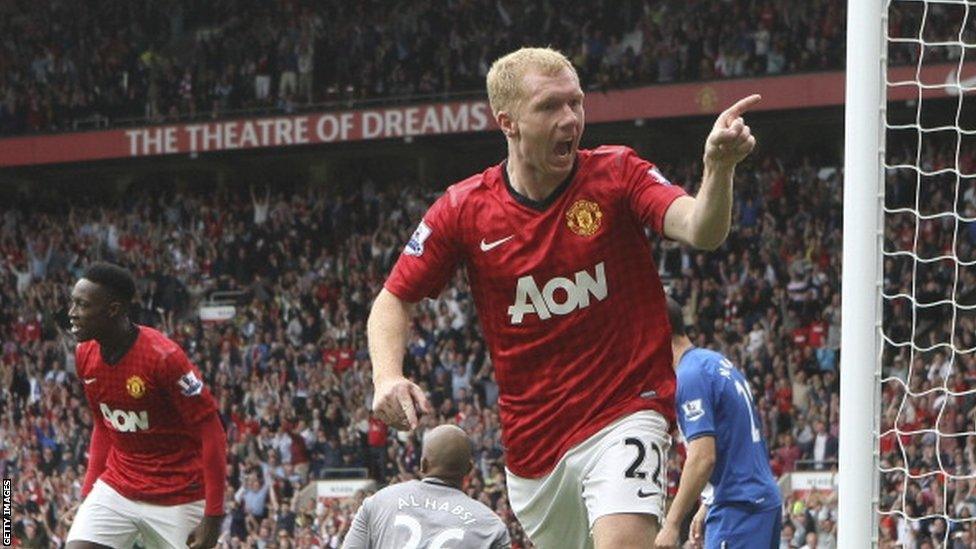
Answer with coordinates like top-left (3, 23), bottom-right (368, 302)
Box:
top-left (367, 288), bottom-right (431, 430)
top-left (653, 436), bottom-right (716, 548)
top-left (663, 94), bottom-right (761, 250)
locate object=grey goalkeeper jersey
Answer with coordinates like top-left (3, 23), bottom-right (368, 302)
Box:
top-left (342, 478), bottom-right (511, 549)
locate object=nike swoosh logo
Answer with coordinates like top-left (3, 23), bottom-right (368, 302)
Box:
top-left (83, 378), bottom-right (97, 384)
top-left (636, 489), bottom-right (659, 498)
top-left (480, 235), bottom-right (514, 252)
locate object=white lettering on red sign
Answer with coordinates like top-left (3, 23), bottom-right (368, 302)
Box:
top-left (121, 102), bottom-right (491, 158)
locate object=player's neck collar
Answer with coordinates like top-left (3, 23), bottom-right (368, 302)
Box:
top-left (501, 157), bottom-right (579, 212)
top-left (421, 477), bottom-right (462, 491)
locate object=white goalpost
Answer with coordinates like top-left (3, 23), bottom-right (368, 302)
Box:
top-left (840, 0), bottom-right (885, 547)
top-left (844, 0), bottom-right (976, 546)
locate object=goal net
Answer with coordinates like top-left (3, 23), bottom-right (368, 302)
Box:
top-left (876, 0), bottom-right (976, 547)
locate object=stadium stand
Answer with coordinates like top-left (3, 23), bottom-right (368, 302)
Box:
top-left (0, 0), bottom-right (853, 135)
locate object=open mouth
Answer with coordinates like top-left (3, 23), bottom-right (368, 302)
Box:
top-left (70, 320), bottom-right (83, 335)
top-left (554, 139), bottom-right (573, 159)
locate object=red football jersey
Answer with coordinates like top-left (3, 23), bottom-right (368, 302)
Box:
top-left (77, 325), bottom-right (219, 504)
top-left (386, 146), bottom-right (686, 477)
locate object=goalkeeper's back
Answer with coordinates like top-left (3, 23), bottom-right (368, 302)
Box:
top-left (342, 424), bottom-right (510, 549)
top-left (342, 477), bottom-right (511, 549)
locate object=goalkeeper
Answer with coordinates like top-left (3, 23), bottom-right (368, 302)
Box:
top-left (655, 298), bottom-right (782, 548)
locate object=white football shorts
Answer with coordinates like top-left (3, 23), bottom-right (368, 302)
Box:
top-left (66, 479), bottom-right (205, 548)
top-left (506, 410), bottom-right (671, 549)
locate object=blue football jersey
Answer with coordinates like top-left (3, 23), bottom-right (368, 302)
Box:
top-left (676, 348), bottom-right (781, 511)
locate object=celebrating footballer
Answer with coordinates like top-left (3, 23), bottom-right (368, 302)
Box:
top-left (369, 47), bottom-right (759, 548)
top-left (65, 263), bottom-right (226, 549)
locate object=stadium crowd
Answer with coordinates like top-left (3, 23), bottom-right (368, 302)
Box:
top-left (0, 0), bottom-right (855, 135)
top-left (5, 0), bottom-right (971, 138)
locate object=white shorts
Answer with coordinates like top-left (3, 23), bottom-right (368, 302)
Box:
top-left (66, 479), bottom-right (205, 548)
top-left (506, 410), bottom-right (671, 549)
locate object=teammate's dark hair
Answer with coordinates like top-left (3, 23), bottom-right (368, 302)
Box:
top-left (666, 296), bottom-right (686, 337)
top-left (82, 262), bottom-right (136, 304)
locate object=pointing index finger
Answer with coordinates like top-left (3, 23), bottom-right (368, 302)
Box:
top-left (721, 94), bottom-right (762, 123)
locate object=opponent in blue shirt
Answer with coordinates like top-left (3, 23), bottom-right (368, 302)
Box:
top-left (655, 298), bottom-right (782, 549)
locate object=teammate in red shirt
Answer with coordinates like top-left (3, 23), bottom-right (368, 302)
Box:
top-left (65, 262), bottom-right (226, 549)
top-left (368, 47), bottom-right (759, 548)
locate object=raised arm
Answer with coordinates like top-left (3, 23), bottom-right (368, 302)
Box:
top-left (367, 288), bottom-right (430, 430)
top-left (664, 94), bottom-right (761, 250)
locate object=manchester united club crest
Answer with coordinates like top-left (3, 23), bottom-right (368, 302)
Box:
top-left (126, 375), bottom-right (147, 399)
top-left (566, 199), bottom-right (603, 237)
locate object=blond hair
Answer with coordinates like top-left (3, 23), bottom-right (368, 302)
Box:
top-left (486, 47), bottom-right (577, 116)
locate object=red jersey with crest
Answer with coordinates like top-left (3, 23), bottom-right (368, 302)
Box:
top-left (385, 146), bottom-right (686, 477)
top-left (76, 325), bottom-right (218, 504)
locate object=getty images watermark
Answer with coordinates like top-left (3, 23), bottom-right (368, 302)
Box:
top-left (2, 478), bottom-right (11, 546)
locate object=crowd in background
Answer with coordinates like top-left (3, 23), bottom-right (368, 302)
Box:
top-left (3, 140), bottom-right (971, 547)
top-left (5, 0), bottom-right (970, 137)
top-left (0, 0), bottom-right (859, 135)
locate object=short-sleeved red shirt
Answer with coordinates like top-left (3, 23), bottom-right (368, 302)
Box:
top-left (385, 146), bottom-right (686, 477)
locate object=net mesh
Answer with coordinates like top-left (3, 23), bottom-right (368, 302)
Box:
top-left (880, 0), bottom-right (976, 546)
